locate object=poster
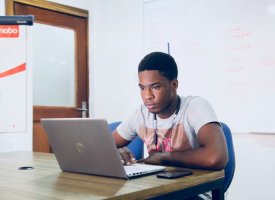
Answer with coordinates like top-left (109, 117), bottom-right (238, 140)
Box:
top-left (0, 16), bottom-right (33, 132)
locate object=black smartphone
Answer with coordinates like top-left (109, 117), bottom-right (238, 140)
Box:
top-left (156, 170), bottom-right (192, 179)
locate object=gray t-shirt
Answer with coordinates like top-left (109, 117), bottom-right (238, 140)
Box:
top-left (117, 96), bottom-right (218, 153)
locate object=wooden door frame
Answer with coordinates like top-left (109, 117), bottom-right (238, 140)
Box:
top-left (6, 0), bottom-right (89, 152)
top-left (5, 0), bottom-right (89, 17)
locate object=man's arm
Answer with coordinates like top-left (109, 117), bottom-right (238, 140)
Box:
top-left (112, 130), bottom-right (130, 147)
top-left (140, 123), bottom-right (229, 170)
top-left (112, 130), bottom-right (136, 165)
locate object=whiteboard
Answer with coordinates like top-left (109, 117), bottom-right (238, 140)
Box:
top-left (143, 0), bottom-right (275, 133)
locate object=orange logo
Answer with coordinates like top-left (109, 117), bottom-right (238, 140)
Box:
top-left (0, 25), bottom-right (19, 38)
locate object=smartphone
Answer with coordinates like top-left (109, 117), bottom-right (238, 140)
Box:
top-left (156, 170), bottom-right (192, 179)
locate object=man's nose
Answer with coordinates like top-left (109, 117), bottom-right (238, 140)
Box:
top-left (144, 88), bottom-right (154, 99)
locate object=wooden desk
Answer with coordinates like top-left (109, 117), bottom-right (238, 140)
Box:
top-left (0, 152), bottom-right (224, 200)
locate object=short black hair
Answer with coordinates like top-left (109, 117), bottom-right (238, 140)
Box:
top-left (138, 52), bottom-right (178, 80)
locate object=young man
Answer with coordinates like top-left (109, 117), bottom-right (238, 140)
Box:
top-left (112, 52), bottom-right (228, 170)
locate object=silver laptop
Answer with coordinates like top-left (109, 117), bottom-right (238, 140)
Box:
top-left (41, 118), bottom-right (166, 179)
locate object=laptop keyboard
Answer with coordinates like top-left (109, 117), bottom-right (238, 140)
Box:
top-left (124, 163), bottom-right (164, 176)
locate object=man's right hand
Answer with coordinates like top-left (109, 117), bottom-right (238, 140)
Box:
top-left (118, 147), bottom-right (136, 165)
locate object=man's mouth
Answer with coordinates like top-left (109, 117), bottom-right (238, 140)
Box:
top-left (145, 104), bottom-right (156, 110)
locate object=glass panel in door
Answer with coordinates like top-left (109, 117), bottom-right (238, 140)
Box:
top-left (32, 23), bottom-right (75, 107)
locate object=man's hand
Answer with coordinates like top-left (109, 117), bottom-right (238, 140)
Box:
top-left (138, 151), bottom-right (166, 165)
top-left (118, 147), bottom-right (136, 165)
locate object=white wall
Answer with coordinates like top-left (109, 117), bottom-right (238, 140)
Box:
top-left (88, 0), bottom-right (144, 122)
top-left (0, 1), bottom-right (4, 16)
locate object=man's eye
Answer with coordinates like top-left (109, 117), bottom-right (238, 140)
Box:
top-left (139, 87), bottom-right (144, 91)
top-left (152, 85), bottom-right (160, 90)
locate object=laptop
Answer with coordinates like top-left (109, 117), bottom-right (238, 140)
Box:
top-left (41, 118), bottom-right (166, 179)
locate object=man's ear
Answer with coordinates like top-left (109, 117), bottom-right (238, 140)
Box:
top-left (171, 79), bottom-right (178, 89)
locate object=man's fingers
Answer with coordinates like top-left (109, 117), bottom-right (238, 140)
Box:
top-left (137, 158), bottom-right (145, 163)
top-left (118, 147), bottom-right (136, 165)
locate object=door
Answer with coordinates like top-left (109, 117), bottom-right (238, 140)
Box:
top-left (6, 0), bottom-right (89, 152)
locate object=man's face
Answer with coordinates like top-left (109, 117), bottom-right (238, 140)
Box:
top-left (138, 70), bottom-right (178, 116)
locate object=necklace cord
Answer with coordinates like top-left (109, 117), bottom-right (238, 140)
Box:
top-left (152, 96), bottom-right (181, 148)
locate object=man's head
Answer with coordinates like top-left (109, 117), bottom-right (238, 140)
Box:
top-left (138, 52), bottom-right (178, 80)
top-left (138, 52), bottom-right (179, 118)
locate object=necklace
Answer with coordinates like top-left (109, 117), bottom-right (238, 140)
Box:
top-left (152, 96), bottom-right (181, 150)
